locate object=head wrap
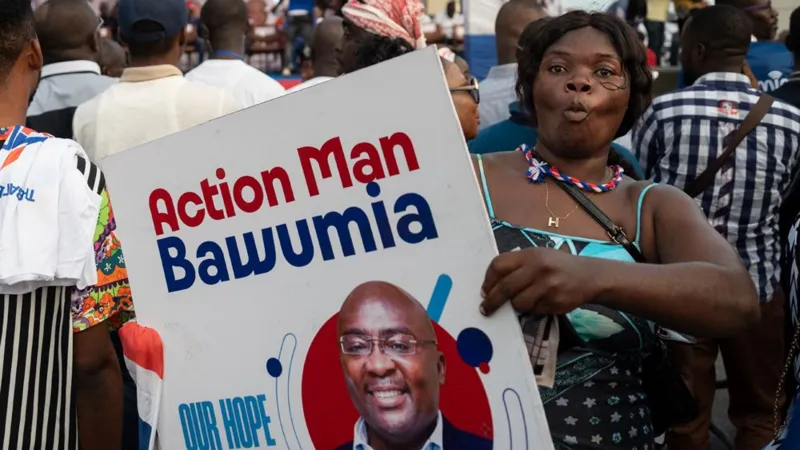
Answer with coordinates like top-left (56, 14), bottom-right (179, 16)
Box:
top-left (341, 0), bottom-right (427, 49)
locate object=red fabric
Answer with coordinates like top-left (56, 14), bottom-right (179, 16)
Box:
top-left (646, 48), bottom-right (657, 67)
top-left (119, 322), bottom-right (164, 379)
top-left (341, 0), bottom-right (426, 48)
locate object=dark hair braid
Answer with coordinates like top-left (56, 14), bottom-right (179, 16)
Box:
top-left (353, 33), bottom-right (414, 70)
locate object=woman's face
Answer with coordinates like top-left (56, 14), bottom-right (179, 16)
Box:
top-left (532, 26), bottom-right (629, 158)
top-left (445, 62), bottom-right (480, 140)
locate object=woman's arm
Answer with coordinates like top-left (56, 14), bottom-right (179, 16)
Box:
top-left (479, 184), bottom-right (759, 339)
top-left (593, 184), bottom-right (759, 338)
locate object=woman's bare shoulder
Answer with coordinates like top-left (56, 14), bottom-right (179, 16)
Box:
top-left (625, 181), bottom-right (705, 228)
top-left (470, 151), bottom-right (522, 173)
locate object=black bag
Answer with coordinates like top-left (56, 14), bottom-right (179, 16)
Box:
top-left (550, 176), bottom-right (699, 436)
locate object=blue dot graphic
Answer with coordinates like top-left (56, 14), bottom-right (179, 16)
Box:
top-left (266, 357), bottom-right (283, 377)
top-left (457, 328), bottom-right (494, 368)
top-left (366, 181), bottom-right (381, 198)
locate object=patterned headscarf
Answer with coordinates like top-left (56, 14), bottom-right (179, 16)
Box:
top-left (341, 0), bottom-right (427, 49)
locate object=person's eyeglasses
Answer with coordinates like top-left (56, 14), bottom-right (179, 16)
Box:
top-left (449, 76), bottom-right (480, 104)
top-left (742, 0), bottom-right (771, 11)
top-left (339, 334), bottom-right (437, 357)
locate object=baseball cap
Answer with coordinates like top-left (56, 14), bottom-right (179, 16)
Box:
top-left (119, 0), bottom-right (188, 44)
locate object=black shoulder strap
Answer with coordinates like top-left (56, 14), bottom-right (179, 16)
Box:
top-left (683, 94), bottom-right (774, 198)
top-left (551, 178), bottom-right (647, 263)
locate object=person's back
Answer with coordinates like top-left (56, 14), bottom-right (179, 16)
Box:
top-left (0, 2), bottom-right (127, 448)
top-left (73, 0), bottom-right (241, 165)
top-left (635, 6), bottom-right (800, 300)
top-left (185, 0), bottom-right (284, 108)
top-left (634, 7), bottom-right (800, 448)
top-left (75, 72), bottom-right (240, 161)
top-left (186, 60), bottom-right (283, 107)
top-left (26, 0), bottom-right (117, 139)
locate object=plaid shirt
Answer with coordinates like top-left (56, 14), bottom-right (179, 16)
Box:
top-left (633, 72), bottom-right (800, 302)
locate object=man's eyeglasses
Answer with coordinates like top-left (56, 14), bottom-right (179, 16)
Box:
top-left (339, 335), bottom-right (437, 357)
top-left (449, 76), bottom-right (480, 104)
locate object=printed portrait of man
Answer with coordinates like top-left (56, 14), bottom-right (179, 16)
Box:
top-left (335, 281), bottom-right (492, 450)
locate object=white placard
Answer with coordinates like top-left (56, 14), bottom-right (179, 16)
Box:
top-left (103, 46), bottom-right (552, 450)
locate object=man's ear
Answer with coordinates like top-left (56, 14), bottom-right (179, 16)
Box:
top-left (692, 42), bottom-right (706, 63)
top-left (90, 28), bottom-right (101, 55)
top-left (178, 27), bottom-right (187, 46)
top-left (28, 39), bottom-right (44, 73)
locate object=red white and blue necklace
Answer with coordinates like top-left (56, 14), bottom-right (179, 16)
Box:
top-left (520, 144), bottom-right (624, 192)
top-left (519, 144), bottom-right (624, 228)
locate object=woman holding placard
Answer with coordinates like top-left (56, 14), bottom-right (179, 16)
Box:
top-left (474, 10), bottom-right (758, 449)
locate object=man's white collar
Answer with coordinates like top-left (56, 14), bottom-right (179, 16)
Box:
top-left (41, 60), bottom-right (102, 78)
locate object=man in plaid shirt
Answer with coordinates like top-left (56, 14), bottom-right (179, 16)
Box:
top-left (633, 5), bottom-right (800, 450)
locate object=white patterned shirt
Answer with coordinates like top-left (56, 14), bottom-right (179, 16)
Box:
top-left (633, 72), bottom-right (800, 301)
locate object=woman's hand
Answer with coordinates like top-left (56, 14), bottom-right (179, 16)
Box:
top-left (480, 247), bottom-right (601, 317)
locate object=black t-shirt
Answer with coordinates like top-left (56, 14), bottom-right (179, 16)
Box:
top-left (26, 108), bottom-right (78, 140)
top-left (773, 79), bottom-right (800, 109)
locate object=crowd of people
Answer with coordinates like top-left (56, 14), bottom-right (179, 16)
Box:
top-left (1, 0), bottom-right (800, 448)
top-left (91, 0), bottom-right (465, 75)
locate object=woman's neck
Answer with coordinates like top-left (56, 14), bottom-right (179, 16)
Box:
top-left (535, 143), bottom-right (610, 183)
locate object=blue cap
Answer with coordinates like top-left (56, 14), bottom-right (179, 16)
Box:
top-left (118, 0), bottom-right (188, 44)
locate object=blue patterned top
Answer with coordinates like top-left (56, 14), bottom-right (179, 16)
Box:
top-left (476, 154), bottom-right (658, 450)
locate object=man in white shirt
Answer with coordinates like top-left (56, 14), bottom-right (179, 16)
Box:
top-left (73, 0), bottom-right (241, 165)
top-left (27, 0), bottom-right (117, 139)
top-left (478, 0), bottom-right (545, 130)
top-left (186, 0), bottom-right (285, 107)
top-left (0, 2), bottom-right (125, 448)
top-left (287, 16), bottom-right (343, 93)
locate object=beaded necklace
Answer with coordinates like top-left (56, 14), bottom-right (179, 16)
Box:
top-left (520, 144), bottom-right (624, 193)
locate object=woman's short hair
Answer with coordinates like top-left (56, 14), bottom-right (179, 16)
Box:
top-left (515, 11), bottom-right (653, 138)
